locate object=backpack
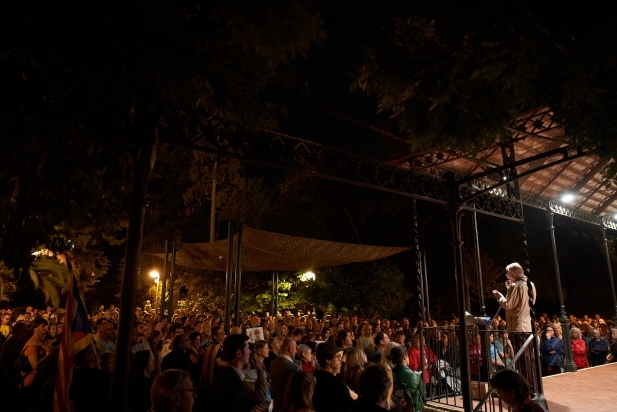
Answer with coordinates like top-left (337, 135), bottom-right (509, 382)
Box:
top-left (393, 379), bottom-right (414, 412)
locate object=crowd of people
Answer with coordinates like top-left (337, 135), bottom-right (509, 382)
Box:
top-left (0, 299), bottom-right (616, 412)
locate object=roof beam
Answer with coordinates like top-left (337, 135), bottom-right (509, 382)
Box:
top-left (594, 191), bottom-right (617, 215)
top-left (517, 141), bottom-right (564, 184)
top-left (570, 159), bottom-right (610, 194)
top-left (537, 161), bottom-right (571, 196)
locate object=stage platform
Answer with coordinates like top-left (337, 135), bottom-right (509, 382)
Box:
top-left (425, 362), bottom-right (617, 412)
top-left (542, 362), bottom-right (616, 412)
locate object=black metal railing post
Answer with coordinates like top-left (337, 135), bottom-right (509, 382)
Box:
top-left (601, 226), bottom-right (617, 325)
top-left (159, 240), bottom-right (168, 321)
top-left (225, 221), bottom-right (234, 334)
top-left (546, 211), bottom-right (576, 372)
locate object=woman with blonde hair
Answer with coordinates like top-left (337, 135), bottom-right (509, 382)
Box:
top-left (356, 363), bottom-right (402, 411)
top-left (281, 371), bottom-right (316, 412)
top-left (381, 342), bottom-right (400, 369)
top-left (342, 347), bottom-right (366, 392)
top-left (570, 327), bottom-right (588, 369)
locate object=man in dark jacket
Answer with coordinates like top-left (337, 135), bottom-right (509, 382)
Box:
top-left (208, 333), bottom-right (252, 411)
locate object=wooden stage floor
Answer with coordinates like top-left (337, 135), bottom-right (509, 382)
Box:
top-left (542, 362), bottom-right (616, 412)
top-left (425, 362), bottom-right (616, 412)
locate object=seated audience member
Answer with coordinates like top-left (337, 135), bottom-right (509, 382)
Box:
top-left (371, 332), bottom-right (390, 363)
top-left (208, 333), bottom-right (252, 411)
top-left (297, 343), bottom-right (315, 374)
top-left (128, 350), bottom-right (155, 412)
top-left (355, 363), bottom-right (402, 412)
top-left (313, 341), bottom-right (356, 412)
top-left (609, 328), bottom-right (617, 363)
top-left (489, 369), bottom-right (548, 412)
top-left (281, 371), bottom-right (316, 412)
top-left (150, 369), bottom-right (197, 412)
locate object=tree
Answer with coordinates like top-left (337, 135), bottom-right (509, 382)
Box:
top-left (352, 1), bottom-right (617, 175)
top-left (0, 1), bottom-right (326, 285)
top-left (304, 261), bottom-right (410, 319)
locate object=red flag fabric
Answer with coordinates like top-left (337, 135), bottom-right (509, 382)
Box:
top-left (53, 275), bottom-right (93, 412)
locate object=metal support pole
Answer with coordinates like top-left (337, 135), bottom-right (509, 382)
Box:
top-left (472, 211), bottom-right (486, 317)
top-left (225, 222), bottom-right (234, 334)
top-left (451, 207), bottom-right (472, 412)
top-left (110, 128), bottom-right (157, 411)
top-left (546, 211), bottom-right (576, 372)
top-left (271, 271), bottom-right (276, 316)
top-left (412, 199), bottom-right (426, 398)
top-left (159, 240), bottom-right (168, 321)
top-left (234, 223), bottom-right (243, 327)
top-left (422, 251), bottom-right (431, 322)
top-left (168, 240), bottom-right (177, 322)
top-left (275, 271), bottom-right (279, 315)
top-left (601, 227), bottom-right (617, 325)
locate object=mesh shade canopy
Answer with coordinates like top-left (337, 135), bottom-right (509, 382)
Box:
top-left (153, 227), bottom-right (408, 272)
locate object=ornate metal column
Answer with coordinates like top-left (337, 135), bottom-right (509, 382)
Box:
top-left (275, 271), bottom-right (279, 315)
top-left (600, 226), bottom-right (617, 324)
top-left (168, 240), bottom-right (177, 322)
top-left (471, 212), bottom-right (486, 317)
top-left (451, 207), bottom-right (472, 412)
top-left (546, 211), bottom-right (576, 372)
top-left (159, 240), bottom-right (168, 320)
top-left (234, 223), bottom-right (244, 326)
top-left (422, 251), bottom-right (431, 321)
top-left (412, 199), bottom-right (425, 377)
top-left (225, 221), bottom-right (234, 334)
top-left (271, 271), bottom-right (276, 316)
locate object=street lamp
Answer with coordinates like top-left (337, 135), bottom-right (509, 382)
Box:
top-left (301, 271), bottom-right (315, 282)
top-left (149, 270), bottom-right (160, 314)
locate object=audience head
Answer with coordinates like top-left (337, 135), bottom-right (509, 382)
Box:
top-left (489, 369), bottom-right (531, 409)
top-left (280, 337), bottom-right (297, 359)
top-left (131, 349), bottom-right (154, 375)
top-left (151, 369), bottom-right (196, 412)
top-left (223, 333), bottom-right (250, 365)
top-left (357, 363), bottom-right (394, 410)
top-left (281, 371), bottom-right (316, 412)
top-left (390, 346), bottom-right (408, 365)
top-left (315, 341), bottom-right (342, 374)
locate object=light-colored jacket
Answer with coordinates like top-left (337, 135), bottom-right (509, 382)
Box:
top-left (498, 277), bottom-right (536, 332)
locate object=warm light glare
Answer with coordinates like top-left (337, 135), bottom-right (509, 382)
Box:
top-left (613, 213), bottom-right (617, 221)
top-left (301, 271), bottom-right (316, 282)
top-left (560, 193), bottom-right (574, 203)
top-left (149, 270), bottom-right (160, 279)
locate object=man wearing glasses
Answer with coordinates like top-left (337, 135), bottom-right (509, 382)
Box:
top-left (151, 369), bottom-right (197, 412)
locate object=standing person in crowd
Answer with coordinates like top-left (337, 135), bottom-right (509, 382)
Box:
top-left (254, 339), bottom-right (273, 406)
top-left (150, 369), bottom-right (197, 412)
top-left (408, 335), bottom-right (436, 387)
top-left (281, 371), bottom-right (316, 412)
top-left (96, 320), bottom-right (116, 353)
top-left (608, 328), bottom-right (617, 363)
top-left (127, 350), bottom-right (155, 412)
top-left (208, 333), bottom-right (252, 411)
top-left (313, 341), bottom-right (356, 412)
top-left (21, 318), bottom-right (55, 388)
top-left (492, 262), bottom-right (539, 391)
top-left (371, 332), bottom-right (390, 363)
top-left (271, 338), bottom-right (301, 412)
top-left (354, 363), bottom-right (402, 412)
top-left (342, 347), bottom-right (366, 393)
top-left (0, 322), bottom-right (28, 380)
top-left (264, 334), bottom-right (281, 373)
top-left (1, 312), bottom-right (12, 338)
top-left (588, 328), bottom-right (609, 366)
top-left (356, 323), bottom-right (374, 356)
top-left (297, 344), bottom-right (315, 374)
top-left (569, 327), bottom-right (589, 369)
top-left (70, 344), bottom-right (111, 412)
top-left (161, 334), bottom-right (192, 372)
top-left (391, 346), bottom-right (424, 412)
top-left (132, 321), bottom-right (152, 354)
top-left (336, 330), bottom-right (354, 351)
top-left (539, 324), bottom-right (564, 376)
top-left (489, 369), bottom-right (548, 411)
top-left (199, 325), bottom-right (226, 388)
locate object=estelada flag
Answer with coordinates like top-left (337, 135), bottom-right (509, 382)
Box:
top-left (53, 274), bottom-right (93, 412)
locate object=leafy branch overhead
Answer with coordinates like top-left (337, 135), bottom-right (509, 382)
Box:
top-left (352, 1), bottom-right (617, 175)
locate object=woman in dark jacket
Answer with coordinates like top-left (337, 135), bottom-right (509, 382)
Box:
top-left (539, 324), bottom-right (564, 376)
top-left (127, 350), bottom-right (155, 412)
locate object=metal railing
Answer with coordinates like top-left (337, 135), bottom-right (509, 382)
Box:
top-left (418, 326), bottom-right (542, 412)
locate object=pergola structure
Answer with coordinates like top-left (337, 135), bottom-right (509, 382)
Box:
top-left (113, 106), bottom-right (617, 412)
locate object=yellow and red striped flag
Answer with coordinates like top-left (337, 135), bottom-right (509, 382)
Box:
top-left (53, 274), bottom-right (93, 412)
